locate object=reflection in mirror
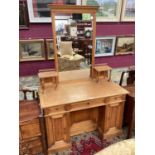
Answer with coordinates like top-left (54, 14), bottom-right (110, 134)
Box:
top-left (55, 13), bottom-right (93, 72)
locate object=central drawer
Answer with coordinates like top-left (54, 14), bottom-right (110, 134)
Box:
top-left (68, 98), bottom-right (106, 111)
top-left (44, 98), bottom-right (106, 115)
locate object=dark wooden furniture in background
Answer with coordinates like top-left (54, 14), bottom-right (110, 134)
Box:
top-left (19, 0), bottom-right (29, 29)
top-left (19, 89), bottom-right (47, 155)
top-left (120, 68), bottom-right (135, 139)
top-left (76, 20), bottom-right (92, 38)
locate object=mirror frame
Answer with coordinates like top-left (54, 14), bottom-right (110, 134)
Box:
top-left (48, 5), bottom-right (99, 79)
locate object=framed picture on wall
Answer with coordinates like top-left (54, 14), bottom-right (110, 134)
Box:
top-left (115, 36), bottom-right (135, 55)
top-left (19, 0), bottom-right (29, 29)
top-left (121, 0), bottom-right (135, 21)
top-left (82, 0), bottom-right (122, 22)
top-left (19, 39), bottom-right (46, 61)
top-left (95, 37), bottom-right (116, 57)
top-left (27, 0), bottom-right (80, 23)
top-left (46, 39), bottom-right (54, 60)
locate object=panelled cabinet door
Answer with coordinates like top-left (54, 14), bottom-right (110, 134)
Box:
top-left (104, 102), bottom-right (125, 138)
top-left (45, 113), bottom-right (71, 152)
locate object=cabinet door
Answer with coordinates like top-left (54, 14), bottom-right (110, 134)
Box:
top-left (98, 101), bottom-right (125, 138)
top-left (105, 102), bottom-right (125, 137)
top-left (45, 113), bottom-right (71, 152)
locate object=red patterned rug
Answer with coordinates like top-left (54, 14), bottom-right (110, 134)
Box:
top-left (70, 131), bottom-right (111, 155)
top-left (50, 128), bottom-right (133, 155)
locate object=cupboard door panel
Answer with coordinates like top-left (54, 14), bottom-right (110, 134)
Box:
top-left (45, 113), bottom-right (70, 147)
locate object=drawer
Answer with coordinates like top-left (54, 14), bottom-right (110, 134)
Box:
top-left (68, 98), bottom-right (106, 112)
top-left (104, 95), bottom-right (126, 104)
top-left (44, 105), bottom-right (65, 115)
top-left (20, 119), bottom-right (41, 139)
top-left (20, 137), bottom-right (42, 155)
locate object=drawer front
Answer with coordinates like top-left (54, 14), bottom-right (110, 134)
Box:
top-left (20, 119), bottom-right (41, 139)
top-left (20, 137), bottom-right (42, 155)
top-left (68, 98), bottom-right (106, 111)
top-left (44, 105), bottom-right (65, 115)
top-left (45, 98), bottom-right (107, 115)
top-left (44, 95), bottom-right (125, 116)
top-left (105, 95), bottom-right (126, 104)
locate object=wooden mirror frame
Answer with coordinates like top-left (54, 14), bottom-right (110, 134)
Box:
top-left (48, 5), bottom-right (99, 79)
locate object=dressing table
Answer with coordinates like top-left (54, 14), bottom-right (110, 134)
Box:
top-left (38, 5), bottom-right (129, 154)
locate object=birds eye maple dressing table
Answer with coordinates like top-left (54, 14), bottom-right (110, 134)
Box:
top-left (38, 5), bottom-right (128, 154)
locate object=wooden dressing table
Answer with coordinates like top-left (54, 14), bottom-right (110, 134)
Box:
top-left (39, 70), bottom-right (128, 154)
top-left (38, 5), bottom-right (129, 154)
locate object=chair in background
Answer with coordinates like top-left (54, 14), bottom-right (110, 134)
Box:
top-left (119, 67), bottom-right (135, 139)
top-left (19, 89), bottom-right (47, 155)
top-left (58, 41), bottom-right (84, 71)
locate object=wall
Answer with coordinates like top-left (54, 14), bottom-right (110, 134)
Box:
top-left (19, 22), bottom-right (135, 76)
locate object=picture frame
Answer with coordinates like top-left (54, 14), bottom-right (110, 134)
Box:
top-left (27, 0), bottom-right (80, 23)
top-left (19, 0), bottom-right (29, 29)
top-left (95, 36), bottom-right (116, 57)
top-left (121, 0), bottom-right (135, 22)
top-left (82, 0), bottom-right (122, 22)
top-left (46, 39), bottom-right (54, 60)
top-left (115, 36), bottom-right (135, 55)
top-left (19, 39), bottom-right (46, 61)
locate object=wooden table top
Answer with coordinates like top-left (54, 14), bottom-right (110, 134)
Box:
top-left (38, 71), bottom-right (58, 78)
top-left (94, 65), bottom-right (112, 72)
top-left (39, 76), bottom-right (128, 109)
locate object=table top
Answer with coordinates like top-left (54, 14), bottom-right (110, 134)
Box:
top-left (38, 71), bottom-right (58, 79)
top-left (94, 65), bottom-right (112, 72)
top-left (39, 70), bottom-right (128, 109)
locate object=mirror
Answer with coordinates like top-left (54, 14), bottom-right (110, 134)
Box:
top-left (55, 13), bottom-right (93, 72)
top-left (49, 5), bottom-right (98, 78)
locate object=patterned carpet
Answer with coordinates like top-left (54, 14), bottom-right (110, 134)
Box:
top-left (48, 128), bottom-right (134, 155)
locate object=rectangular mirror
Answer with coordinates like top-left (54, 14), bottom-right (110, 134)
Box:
top-left (48, 5), bottom-right (99, 79)
top-left (55, 13), bottom-right (93, 72)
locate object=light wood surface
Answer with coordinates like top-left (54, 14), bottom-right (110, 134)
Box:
top-left (93, 65), bottom-right (112, 82)
top-left (94, 65), bottom-right (112, 72)
top-left (59, 69), bottom-right (90, 82)
top-left (38, 71), bottom-right (58, 78)
top-left (40, 79), bottom-right (128, 108)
